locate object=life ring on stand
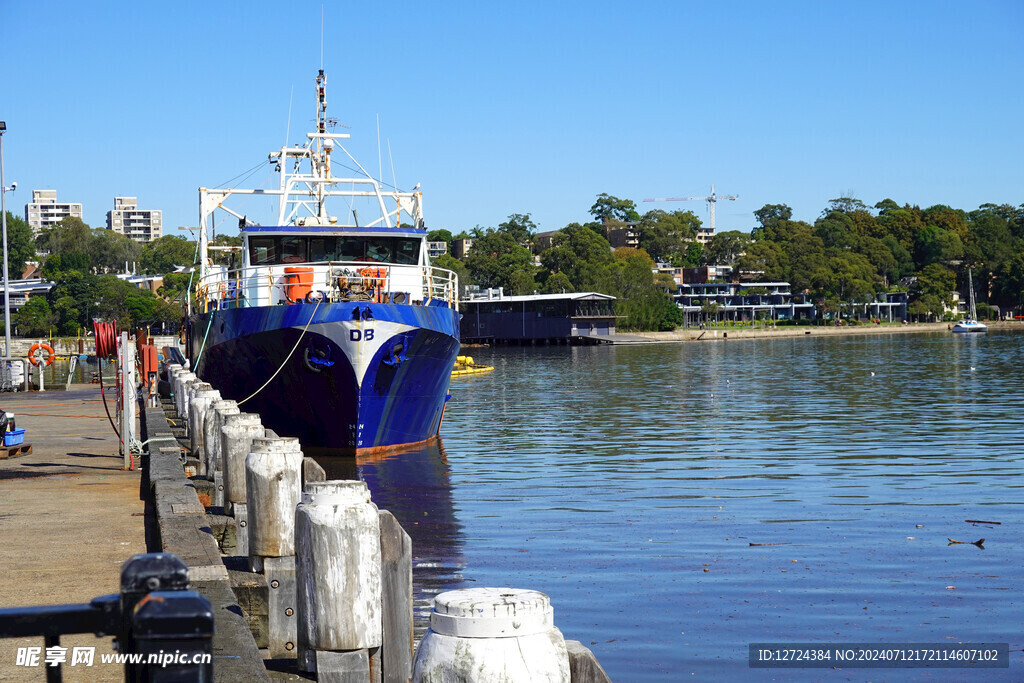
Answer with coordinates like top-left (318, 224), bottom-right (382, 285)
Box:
top-left (28, 342), bottom-right (56, 367)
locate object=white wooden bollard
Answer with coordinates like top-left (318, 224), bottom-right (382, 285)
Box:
top-left (412, 588), bottom-right (570, 683)
top-left (295, 480), bottom-right (382, 674)
top-left (181, 378), bottom-right (207, 427)
top-left (245, 438), bottom-right (304, 565)
top-left (186, 381), bottom-right (213, 427)
top-left (189, 388), bottom-right (220, 465)
top-left (221, 413), bottom-right (264, 555)
top-left (221, 413), bottom-right (264, 509)
top-left (203, 399), bottom-right (238, 476)
top-left (165, 364), bottom-right (183, 394)
top-left (175, 372), bottom-right (197, 418)
top-left (173, 372), bottom-right (196, 419)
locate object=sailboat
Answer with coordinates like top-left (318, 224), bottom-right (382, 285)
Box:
top-left (952, 267), bottom-right (987, 334)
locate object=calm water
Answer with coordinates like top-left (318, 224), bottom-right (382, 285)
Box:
top-left (339, 331), bottom-right (1023, 681)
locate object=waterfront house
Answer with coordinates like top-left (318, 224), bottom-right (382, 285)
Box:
top-left (677, 281), bottom-right (909, 325)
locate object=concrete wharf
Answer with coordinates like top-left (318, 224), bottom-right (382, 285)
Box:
top-left (0, 380), bottom-right (612, 681)
top-left (0, 385), bottom-right (146, 682)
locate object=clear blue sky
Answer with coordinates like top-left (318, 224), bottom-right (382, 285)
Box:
top-left (3, 0), bottom-right (1022, 238)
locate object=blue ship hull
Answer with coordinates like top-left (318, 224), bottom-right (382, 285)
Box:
top-left (188, 300), bottom-right (460, 452)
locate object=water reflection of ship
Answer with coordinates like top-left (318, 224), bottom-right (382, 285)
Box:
top-left (310, 438), bottom-right (465, 637)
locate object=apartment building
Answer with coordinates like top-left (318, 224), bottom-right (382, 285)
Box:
top-left (107, 197), bottom-right (162, 242)
top-left (24, 190), bottom-right (83, 234)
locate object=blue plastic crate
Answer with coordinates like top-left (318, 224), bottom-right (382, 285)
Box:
top-left (4, 429), bottom-right (25, 446)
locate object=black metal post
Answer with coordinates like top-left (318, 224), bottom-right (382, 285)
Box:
top-left (131, 591), bottom-right (214, 683)
top-left (119, 553), bottom-right (190, 681)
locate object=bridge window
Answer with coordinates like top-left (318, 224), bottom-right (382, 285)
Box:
top-left (248, 236), bottom-right (421, 266)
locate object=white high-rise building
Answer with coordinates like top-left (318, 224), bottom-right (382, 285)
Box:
top-left (25, 189), bottom-right (83, 234)
top-left (107, 197), bottom-right (162, 242)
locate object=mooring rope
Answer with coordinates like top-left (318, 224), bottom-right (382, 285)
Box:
top-left (237, 298), bottom-right (323, 406)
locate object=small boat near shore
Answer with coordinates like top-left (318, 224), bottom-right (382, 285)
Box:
top-left (188, 70), bottom-right (461, 453)
top-left (952, 267), bottom-right (987, 334)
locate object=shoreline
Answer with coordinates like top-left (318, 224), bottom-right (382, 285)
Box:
top-left (626, 320), bottom-right (1023, 343)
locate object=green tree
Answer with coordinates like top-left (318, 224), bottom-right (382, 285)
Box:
top-left (783, 225), bottom-right (829, 293)
top-left (856, 236), bottom-right (897, 286)
top-left (965, 207), bottom-right (1015, 302)
top-left (539, 223), bottom-right (613, 290)
top-left (93, 228), bottom-right (142, 273)
top-left (2, 212), bottom-right (37, 278)
top-left (824, 252), bottom-right (875, 303)
top-left (140, 235), bottom-right (197, 274)
top-left (35, 216), bottom-right (93, 256)
top-left (637, 209), bottom-right (700, 264)
top-left (659, 295), bottom-right (684, 331)
top-left (541, 271), bottom-right (574, 294)
top-left (157, 272), bottom-right (193, 302)
top-left (923, 205), bottom-right (969, 243)
top-left (875, 200), bottom-right (925, 251)
top-left (828, 197), bottom-right (879, 238)
top-left (46, 269), bottom-right (99, 333)
top-left (678, 241), bottom-right (703, 268)
top-left (735, 240), bottom-right (787, 282)
top-left (464, 230), bottom-right (535, 292)
top-left (752, 204), bottom-right (793, 236)
top-left (589, 194), bottom-right (639, 224)
top-left (507, 269), bottom-right (538, 295)
top-left (598, 248), bottom-right (665, 330)
top-left (912, 263), bottom-right (956, 319)
top-left (993, 253), bottom-right (1024, 314)
top-left (915, 224), bottom-right (964, 267)
top-left (703, 230), bottom-right (751, 266)
top-left (496, 214), bottom-right (537, 247)
top-left (13, 296), bottom-right (56, 336)
top-left (427, 229), bottom-right (454, 248)
top-left (881, 235), bottom-right (915, 284)
top-left (814, 211), bottom-right (859, 252)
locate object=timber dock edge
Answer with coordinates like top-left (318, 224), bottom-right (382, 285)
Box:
top-left (144, 374), bottom-right (613, 681)
top-left (141, 401), bottom-right (270, 683)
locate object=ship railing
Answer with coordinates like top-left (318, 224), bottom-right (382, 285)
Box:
top-left (195, 261), bottom-right (458, 311)
top-left (425, 267), bottom-right (459, 308)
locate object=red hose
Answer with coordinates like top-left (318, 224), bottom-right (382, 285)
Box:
top-left (93, 321), bottom-right (131, 467)
top-left (94, 321), bottom-right (118, 359)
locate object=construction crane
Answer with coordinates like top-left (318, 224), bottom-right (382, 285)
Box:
top-left (643, 184), bottom-right (738, 242)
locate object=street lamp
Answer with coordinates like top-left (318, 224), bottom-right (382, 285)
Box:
top-left (0, 121), bottom-right (14, 362)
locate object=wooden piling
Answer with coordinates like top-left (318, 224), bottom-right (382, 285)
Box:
top-left (295, 480), bottom-right (382, 671)
top-left (203, 399), bottom-right (238, 477)
top-left (379, 510), bottom-right (413, 682)
top-left (245, 438), bottom-right (304, 562)
top-left (412, 588), bottom-right (570, 682)
top-left (184, 381), bottom-right (212, 432)
top-left (173, 373), bottom-right (197, 420)
top-left (221, 413), bottom-right (265, 509)
top-left (188, 388), bottom-right (219, 471)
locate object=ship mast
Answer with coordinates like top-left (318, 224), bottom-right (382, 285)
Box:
top-left (315, 69), bottom-right (329, 218)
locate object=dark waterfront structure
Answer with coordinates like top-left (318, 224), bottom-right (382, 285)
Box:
top-left (460, 291), bottom-right (618, 345)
